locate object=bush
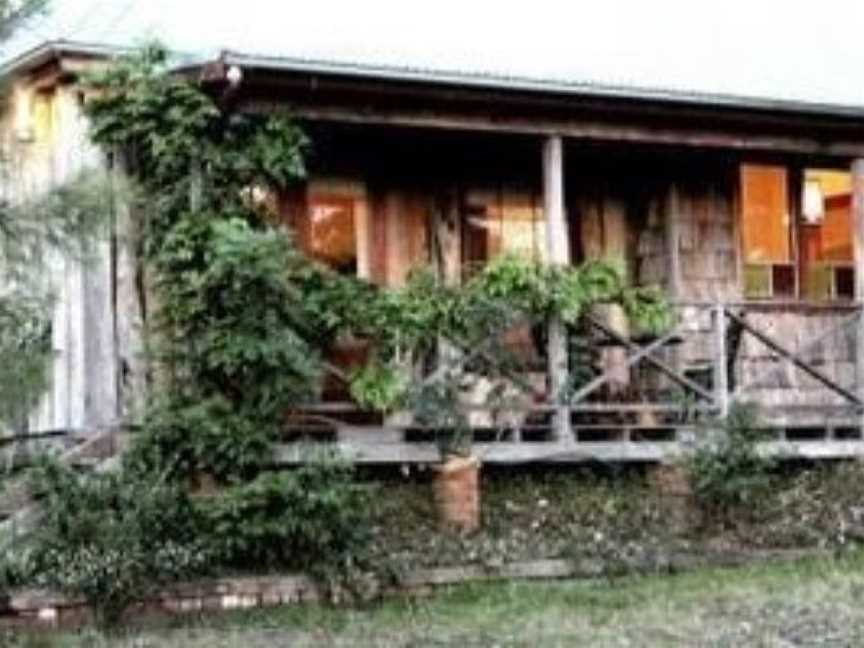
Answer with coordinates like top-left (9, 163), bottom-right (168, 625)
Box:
top-left (126, 395), bottom-right (275, 483)
top-left (128, 217), bottom-right (324, 484)
top-left (684, 405), bottom-right (775, 519)
top-left (200, 455), bottom-right (373, 580)
top-left (19, 460), bottom-right (208, 627)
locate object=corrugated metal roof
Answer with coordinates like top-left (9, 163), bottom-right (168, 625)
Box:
top-left (4, 0), bottom-right (864, 118)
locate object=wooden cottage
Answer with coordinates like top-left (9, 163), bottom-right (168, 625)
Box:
top-left (4, 17), bottom-right (864, 463)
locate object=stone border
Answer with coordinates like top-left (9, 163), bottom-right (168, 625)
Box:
top-left (0, 548), bottom-right (826, 629)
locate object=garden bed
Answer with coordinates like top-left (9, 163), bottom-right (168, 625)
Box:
top-left (5, 460), bottom-right (864, 629)
top-left (363, 461), bottom-right (864, 573)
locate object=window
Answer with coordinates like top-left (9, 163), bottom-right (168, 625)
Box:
top-left (302, 194), bottom-right (358, 274)
top-left (740, 164), bottom-right (795, 298)
top-left (462, 185), bottom-right (546, 274)
top-left (799, 170), bottom-right (854, 300)
top-left (740, 164), bottom-right (854, 300)
top-left (280, 182), bottom-right (363, 276)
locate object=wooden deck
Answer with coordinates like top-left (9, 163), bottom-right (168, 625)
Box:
top-left (275, 300), bottom-right (864, 464)
top-left (6, 301), bottom-right (863, 466)
top-left (273, 422), bottom-right (864, 465)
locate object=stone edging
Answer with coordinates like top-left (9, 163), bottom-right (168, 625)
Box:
top-left (0, 548), bottom-right (827, 628)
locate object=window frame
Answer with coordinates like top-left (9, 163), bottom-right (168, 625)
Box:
top-left (739, 162), bottom-right (855, 302)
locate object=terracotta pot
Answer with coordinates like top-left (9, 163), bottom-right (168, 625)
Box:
top-left (432, 455), bottom-right (481, 531)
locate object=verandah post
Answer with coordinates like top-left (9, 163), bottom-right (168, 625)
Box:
top-left (713, 302), bottom-right (729, 420)
top-left (851, 159), bottom-right (864, 428)
top-left (543, 135), bottom-right (572, 442)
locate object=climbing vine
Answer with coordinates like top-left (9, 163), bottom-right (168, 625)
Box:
top-left (0, 43), bottom-right (677, 622)
top-left (83, 44), bottom-right (672, 471)
top-left (83, 45), bottom-right (317, 481)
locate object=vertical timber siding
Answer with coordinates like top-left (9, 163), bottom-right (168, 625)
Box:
top-left (1, 80), bottom-right (125, 435)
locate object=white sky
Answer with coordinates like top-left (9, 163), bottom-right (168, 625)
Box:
top-left (5, 0), bottom-right (864, 107)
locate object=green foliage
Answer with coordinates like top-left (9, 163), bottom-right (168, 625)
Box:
top-left (0, 172), bottom-right (113, 269)
top-left (65, 48), bottom-right (377, 614)
top-left (349, 254), bottom-right (671, 367)
top-left (18, 459), bottom-right (208, 626)
top-left (0, 294), bottom-right (51, 430)
top-left (127, 218), bottom-right (322, 482)
top-left (84, 45), bottom-right (307, 254)
top-left (199, 455), bottom-right (373, 579)
top-left (684, 405), bottom-right (776, 515)
top-left (466, 253), bottom-right (550, 315)
top-left (125, 396), bottom-right (275, 483)
top-left (349, 362), bottom-right (406, 413)
top-left (410, 377), bottom-right (473, 457)
top-left (83, 46), bottom-right (317, 481)
top-left (336, 254), bottom-right (671, 455)
top-left (157, 218), bottom-right (321, 413)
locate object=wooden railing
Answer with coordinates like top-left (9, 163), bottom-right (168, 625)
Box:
top-left (296, 300), bottom-right (864, 443)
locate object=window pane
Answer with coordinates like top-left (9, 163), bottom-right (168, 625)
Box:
top-left (800, 169), bottom-right (854, 300)
top-left (305, 195), bottom-right (357, 274)
top-left (836, 267), bottom-right (855, 299)
top-left (740, 164), bottom-right (791, 263)
top-left (772, 265), bottom-right (796, 297)
top-left (805, 169), bottom-right (853, 262)
top-left (462, 186), bottom-right (545, 272)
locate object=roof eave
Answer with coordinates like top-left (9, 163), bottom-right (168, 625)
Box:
top-left (5, 42), bottom-right (864, 122)
top-left (218, 50), bottom-right (864, 122)
top-left (0, 41), bottom-right (133, 79)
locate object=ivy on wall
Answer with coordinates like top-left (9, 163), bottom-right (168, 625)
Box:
top-left (84, 44), bottom-right (673, 473)
top-left (82, 45), bottom-right (318, 481)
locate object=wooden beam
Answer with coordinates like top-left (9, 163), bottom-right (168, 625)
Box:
top-left (852, 159), bottom-right (864, 424)
top-left (665, 184), bottom-right (683, 299)
top-left (586, 316), bottom-right (716, 402)
top-left (854, 159), bottom-right (864, 301)
top-left (543, 136), bottom-right (571, 442)
top-left (253, 103), bottom-right (864, 158)
top-left (273, 438), bottom-right (864, 464)
top-left (543, 136), bottom-right (570, 264)
top-left (713, 302), bottom-right (729, 418)
top-left (568, 328), bottom-right (682, 404)
top-left (275, 440), bottom-right (674, 464)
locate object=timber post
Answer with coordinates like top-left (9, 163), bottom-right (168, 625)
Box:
top-left (542, 135), bottom-right (572, 442)
top-left (852, 159), bottom-right (864, 425)
top-left (665, 184), bottom-right (683, 300)
top-left (713, 302), bottom-right (729, 419)
top-left (665, 183), bottom-right (684, 411)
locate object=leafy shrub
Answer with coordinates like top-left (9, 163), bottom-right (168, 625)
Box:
top-left (126, 395), bottom-right (275, 483)
top-left (86, 47), bottom-right (316, 484)
top-left (199, 456), bottom-right (373, 579)
top-left (349, 362), bottom-right (406, 413)
top-left (129, 218), bottom-right (322, 483)
top-left (684, 405), bottom-right (775, 518)
top-left (155, 217), bottom-right (322, 419)
top-left (0, 296), bottom-right (51, 432)
top-left (20, 460), bottom-right (208, 626)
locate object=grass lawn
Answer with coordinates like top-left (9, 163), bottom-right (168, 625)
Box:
top-left (10, 552), bottom-right (864, 647)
